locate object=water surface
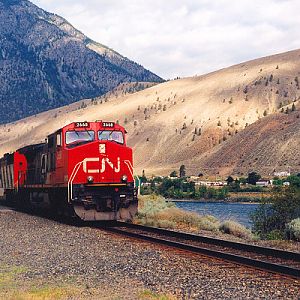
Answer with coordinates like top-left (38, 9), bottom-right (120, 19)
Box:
top-left (174, 201), bottom-right (259, 228)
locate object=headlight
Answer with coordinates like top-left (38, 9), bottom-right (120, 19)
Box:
top-left (87, 176), bottom-right (94, 183)
top-left (121, 174), bottom-right (128, 182)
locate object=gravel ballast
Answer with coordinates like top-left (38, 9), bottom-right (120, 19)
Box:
top-left (0, 209), bottom-right (299, 299)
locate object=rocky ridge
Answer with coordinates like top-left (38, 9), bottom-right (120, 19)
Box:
top-left (0, 0), bottom-right (162, 123)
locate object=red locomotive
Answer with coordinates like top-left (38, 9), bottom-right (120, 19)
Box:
top-left (0, 121), bottom-right (138, 221)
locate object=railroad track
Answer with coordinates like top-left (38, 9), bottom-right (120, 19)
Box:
top-left (101, 222), bottom-right (300, 279)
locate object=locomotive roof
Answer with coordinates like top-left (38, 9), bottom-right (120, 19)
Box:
top-left (17, 142), bottom-right (46, 154)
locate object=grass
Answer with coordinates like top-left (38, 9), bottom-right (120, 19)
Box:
top-left (135, 194), bottom-right (253, 240)
top-left (9, 286), bottom-right (79, 300)
top-left (0, 264), bottom-right (175, 299)
top-left (0, 265), bottom-right (26, 292)
top-left (0, 265), bottom-right (80, 300)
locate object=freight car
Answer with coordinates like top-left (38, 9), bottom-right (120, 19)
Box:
top-left (0, 121), bottom-right (138, 221)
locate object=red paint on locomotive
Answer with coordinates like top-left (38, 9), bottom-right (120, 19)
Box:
top-left (14, 151), bottom-right (27, 187)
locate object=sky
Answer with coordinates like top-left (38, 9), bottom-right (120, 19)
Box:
top-left (32, 0), bottom-right (300, 79)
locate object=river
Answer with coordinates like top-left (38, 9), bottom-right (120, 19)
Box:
top-left (173, 201), bottom-right (259, 228)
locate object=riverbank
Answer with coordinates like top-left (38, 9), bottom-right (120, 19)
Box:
top-left (167, 199), bottom-right (261, 204)
top-left (135, 195), bottom-right (300, 252)
top-left (144, 191), bottom-right (270, 204)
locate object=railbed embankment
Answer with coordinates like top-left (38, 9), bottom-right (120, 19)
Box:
top-left (0, 209), bottom-right (300, 299)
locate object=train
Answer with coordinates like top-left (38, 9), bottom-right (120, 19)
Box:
top-left (0, 121), bottom-right (138, 221)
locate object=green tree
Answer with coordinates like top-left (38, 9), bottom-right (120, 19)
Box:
top-left (272, 179), bottom-right (283, 186)
top-left (247, 172), bottom-right (261, 185)
top-left (217, 187), bottom-right (229, 200)
top-left (287, 175), bottom-right (300, 187)
top-left (140, 170), bottom-right (147, 183)
top-left (179, 165), bottom-right (186, 177)
top-left (170, 171), bottom-right (177, 177)
top-left (198, 186), bottom-right (207, 198)
top-left (226, 176), bottom-right (234, 185)
top-left (153, 176), bottom-right (163, 183)
top-left (239, 177), bottom-right (247, 185)
top-left (269, 74), bottom-right (273, 82)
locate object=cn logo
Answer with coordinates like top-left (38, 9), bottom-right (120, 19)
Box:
top-left (82, 157), bottom-right (120, 174)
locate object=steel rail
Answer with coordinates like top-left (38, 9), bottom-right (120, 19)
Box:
top-left (116, 222), bottom-right (300, 261)
top-left (102, 223), bottom-right (300, 279)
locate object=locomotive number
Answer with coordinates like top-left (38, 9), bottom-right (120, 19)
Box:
top-left (102, 122), bottom-right (115, 128)
top-left (75, 122), bottom-right (89, 128)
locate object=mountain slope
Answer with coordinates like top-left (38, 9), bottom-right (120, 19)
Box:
top-left (0, 0), bottom-right (162, 123)
top-left (0, 48), bottom-right (299, 176)
top-left (199, 111), bottom-right (300, 176)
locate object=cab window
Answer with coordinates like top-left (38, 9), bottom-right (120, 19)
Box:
top-left (98, 130), bottom-right (124, 144)
top-left (56, 133), bottom-right (62, 146)
top-left (66, 130), bottom-right (95, 147)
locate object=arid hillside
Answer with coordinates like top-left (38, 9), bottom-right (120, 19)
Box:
top-left (0, 49), bottom-right (300, 176)
top-left (186, 110), bottom-right (300, 177)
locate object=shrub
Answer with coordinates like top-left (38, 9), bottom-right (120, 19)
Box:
top-left (135, 195), bottom-right (250, 238)
top-left (135, 195), bottom-right (220, 231)
top-left (158, 208), bottom-right (201, 228)
top-left (251, 186), bottom-right (300, 239)
top-left (285, 218), bottom-right (300, 241)
top-left (157, 208), bottom-right (220, 232)
top-left (219, 220), bottom-right (253, 239)
top-left (197, 215), bottom-right (220, 231)
top-left (156, 219), bottom-right (177, 229)
top-left (266, 230), bottom-right (284, 240)
top-left (137, 194), bottom-right (174, 218)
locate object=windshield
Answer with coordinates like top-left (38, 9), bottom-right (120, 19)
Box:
top-left (66, 130), bottom-right (95, 146)
top-left (98, 130), bottom-right (124, 144)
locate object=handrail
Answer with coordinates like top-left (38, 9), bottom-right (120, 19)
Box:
top-left (67, 161), bottom-right (84, 203)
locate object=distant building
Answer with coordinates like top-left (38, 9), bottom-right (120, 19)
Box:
top-left (196, 181), bottom-right (227, 187)
top-left (274, 171), bottom-right (291, 177)
top-left (256, 179), bottom-right (270, 187)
